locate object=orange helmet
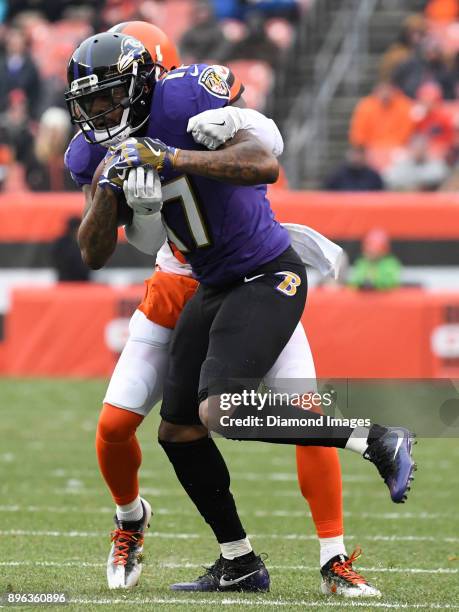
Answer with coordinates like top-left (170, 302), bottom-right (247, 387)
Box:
top-left (108, 21), bottom-right (180, 71)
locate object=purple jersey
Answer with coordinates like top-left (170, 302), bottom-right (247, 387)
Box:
top-left (64, 132), bottom-right (106, 187)
top-left (65, 64), bottom-right (290, 286)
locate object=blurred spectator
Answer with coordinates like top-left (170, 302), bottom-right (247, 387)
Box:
top-left (0, 26), bottom-right (42, 119)
top-left (23, 107), bottom-right (77, 191)
top-left (101, 0), bottom-right (141, 30)
top-left (222, 11), bottom-right (279, 67)
top-left (379, 14), bottom-right (427, 83)
top-left (51, 216), bottom-right (90, 282)
top-left (179, 0), bottom-right (231, 63)
top-left (393, 37), bottom-right (455, 99)
top-left (6, 1), bottom-right (104, 23)
top-left (425, 0), bottom-right (458, 22)
top-left (211, 0), bottom-right (244, 20)
top-left (0, 139), bottom-right (12, 190)
top-left (243, 1), bottom-right (300, 21)
top-left (211, 0), bottom-right (299, 22)
top-left (445, 119), bottom-right (459, 167)
top-left (0, 89), bottom-right (33, 165)
top-left (445, 51), bottom-right (459, 99)
top-left (349, 229), bottom-right (401, 291)
top-left (323, 146), bottom-right (384, 192)
top-left (349, 81), bottom-right (415, 149)
top-left (412, 81), bottom-right (454, 155)
top-left (440, 132), bottom-right (459, 190)
top-left (383, 134), bottom-right (449, 191)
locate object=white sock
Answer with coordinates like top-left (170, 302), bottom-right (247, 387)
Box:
top-left (220, 537), bottom-right (253, 560)
top-left (319, 535), bottom-right (347, 568)
top-left (345, 426), bottom-right (370, 455)
top-left (116, 495), bottom-right (143, 522)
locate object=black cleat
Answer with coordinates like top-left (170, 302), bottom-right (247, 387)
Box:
top-left (364, 426), bottom-right (416, 503)
top-left (170, 552), bottom-right (270, 592)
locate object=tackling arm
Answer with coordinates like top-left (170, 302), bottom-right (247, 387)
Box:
top-left (115, 130), bottom-right (279, 186)
top-left (173, 130), bottom-right (279, 185)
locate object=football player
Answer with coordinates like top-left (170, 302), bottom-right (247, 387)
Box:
top-left (64, 22), bottom-right (412, 596)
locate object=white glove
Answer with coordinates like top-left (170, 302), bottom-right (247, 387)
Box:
top-left (123, 166), bottom-right (162, 215)
top-left (187, 107), bottom-right (243, 150)
top-left (187, 106), bottom-right (284, 156)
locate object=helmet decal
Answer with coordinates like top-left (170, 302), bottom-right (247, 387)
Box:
top-left (117, 37), bottom-right (146, 73)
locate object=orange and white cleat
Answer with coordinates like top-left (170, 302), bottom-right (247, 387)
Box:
top-left (320, 548), bottom-right (381, 598)
top-left (107, 498), bottom-right (152, 589)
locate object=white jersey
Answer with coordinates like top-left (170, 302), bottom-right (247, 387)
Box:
top-left (156, 242), bottom-right (193, 277)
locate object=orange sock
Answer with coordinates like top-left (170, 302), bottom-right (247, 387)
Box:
top-left (295, 445), bottom-right (343, 538)
top-left (96, 403), bottom-right (144, 506)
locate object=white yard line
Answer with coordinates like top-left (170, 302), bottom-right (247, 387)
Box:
top-left (49, 471), bottom-right (374, 484)
top-left (0, 505), bottom-right (453, 521)
top-left (1, 530), bottom-right (458, 543)
top-left (44, 487), bottom-right (447, 499)
top-left (0, 560), bottom-right (457, 575)
top-left (57, 598), bottom-right (459, 609)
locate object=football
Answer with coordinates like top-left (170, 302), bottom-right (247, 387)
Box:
top-left (91, 159), bottom-right (133, 227)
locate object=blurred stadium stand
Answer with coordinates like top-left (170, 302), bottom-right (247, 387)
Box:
top-left (283, 0), bottom-right (428, 188)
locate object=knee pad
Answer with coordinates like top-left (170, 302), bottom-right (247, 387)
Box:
top-left (104, 310), bottom-right (172, 415)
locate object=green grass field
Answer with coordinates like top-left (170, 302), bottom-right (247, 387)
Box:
top-left (1, 379), bottom-right (458, 611)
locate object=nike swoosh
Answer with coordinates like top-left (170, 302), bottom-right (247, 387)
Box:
top-left (144, 141), bottom-right (162, 157)
top-left (219, 569), bottom-right (259, 587)
top-left (190, 65), bottom-right (199, 76)
top-left (392, 429), bottom-right (406, 459)
top-left (244, 274), bottom-right (265, 283)
top-left (209, 121), bottom-right (226, 126)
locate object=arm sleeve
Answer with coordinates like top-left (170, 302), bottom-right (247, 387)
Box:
top-left (124, 211), bottom-right (167, 256)
top-left (64, 132), bottom-right (106, 187)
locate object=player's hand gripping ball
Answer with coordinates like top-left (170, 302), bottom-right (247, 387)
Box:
top-left (91, 159), bottom-right (133, 227)
top-left (112, 137), bottom-right (179, 173)
top-left (97, 150), bottom-right (127, 192)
